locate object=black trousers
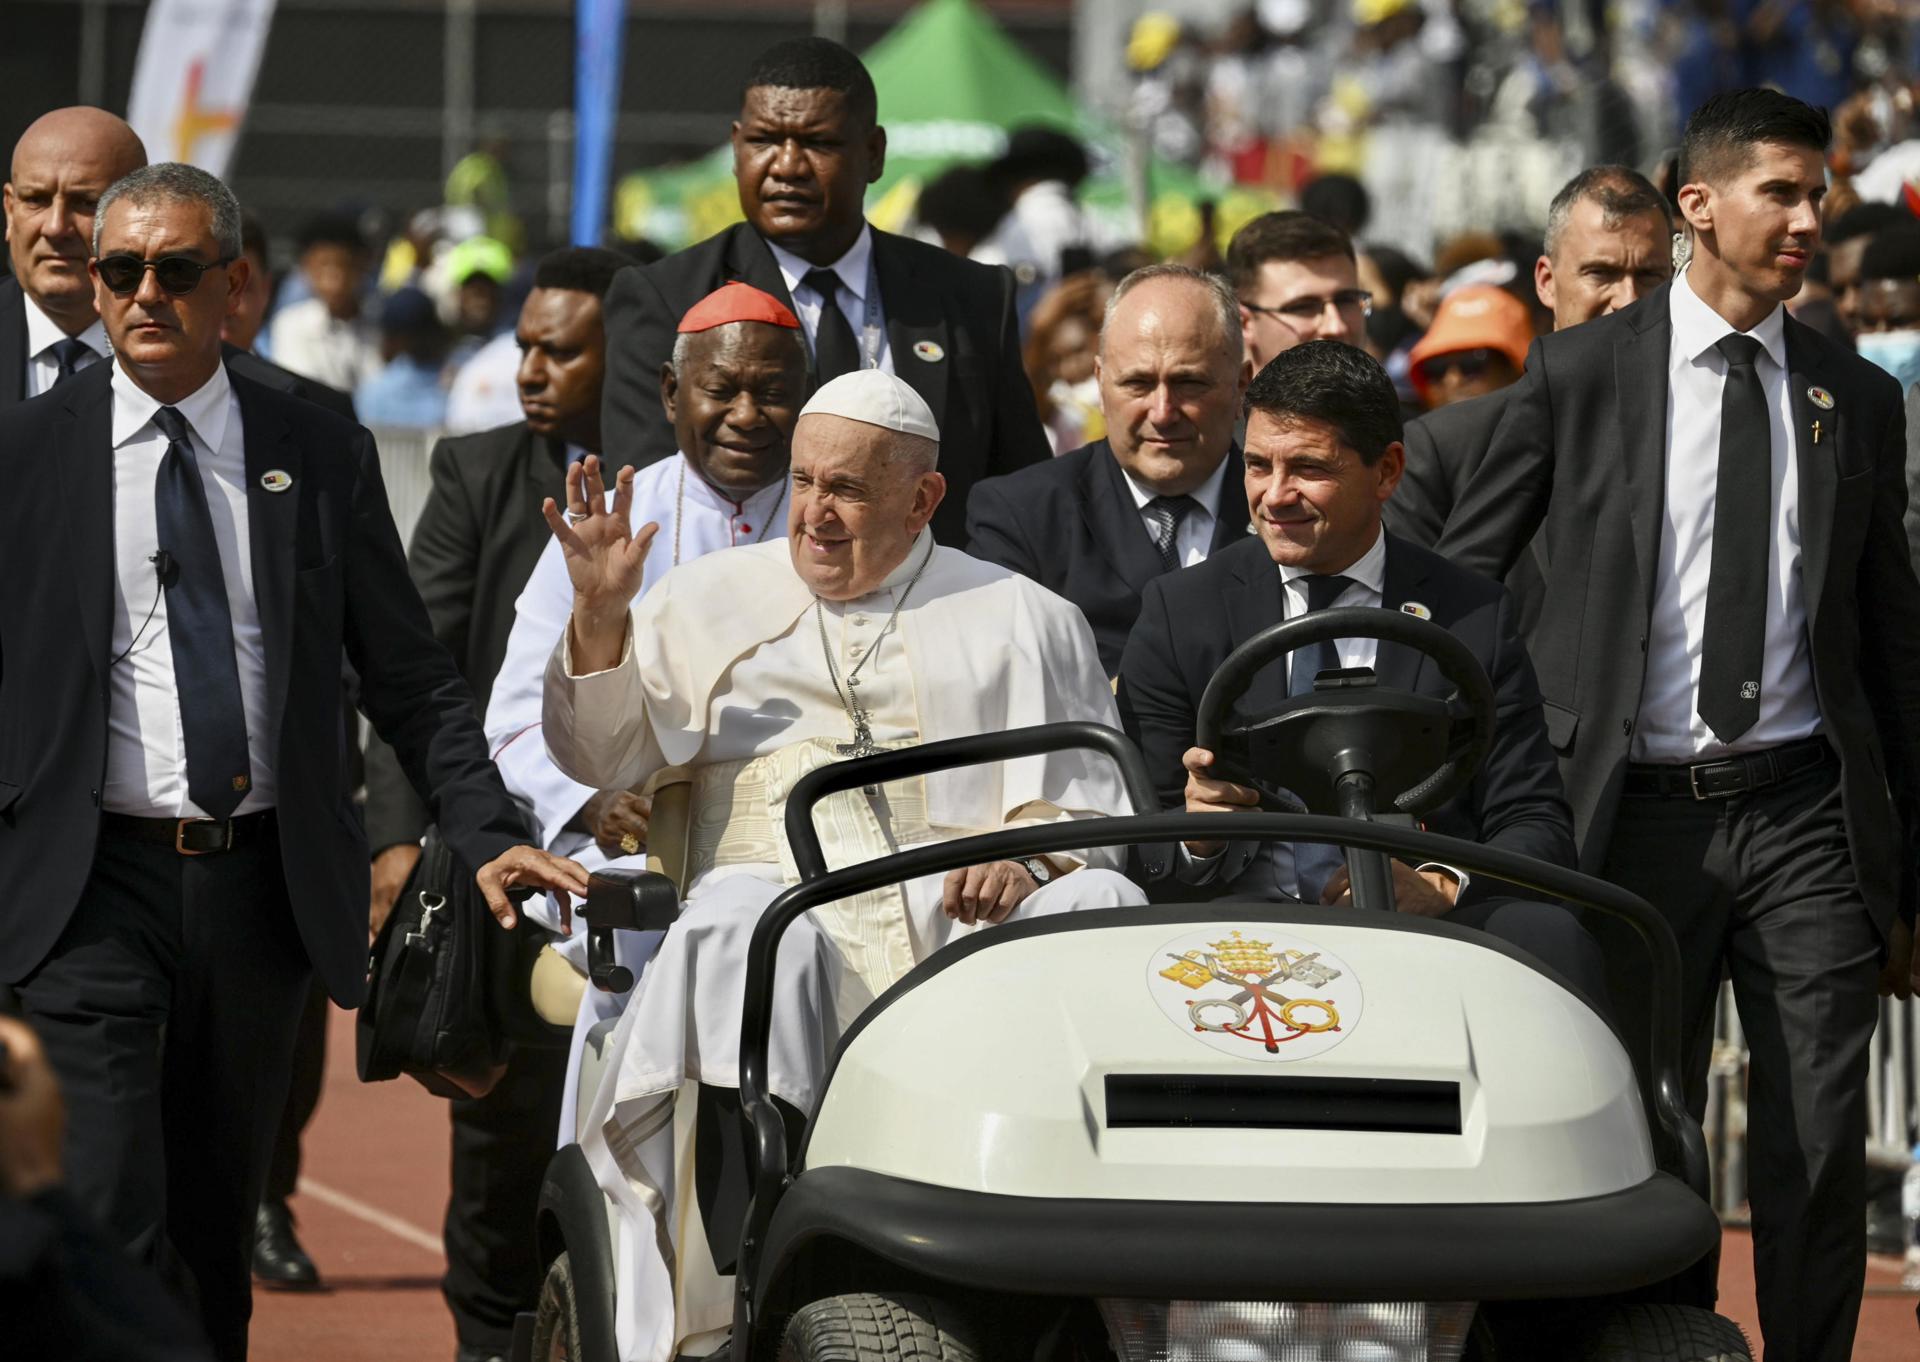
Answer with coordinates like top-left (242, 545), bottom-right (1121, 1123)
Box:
top-left (1597, 764), bottom-right (1879, 1362)
top-left (15, 830), bottom-right (312, 1362)
top-left (442, 1041), bottom-right (569, 1353)
top-left (263, 979), bottom-right (329, 1207)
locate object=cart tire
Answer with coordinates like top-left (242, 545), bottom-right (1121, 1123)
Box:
top-left (1570, 1304), bottom-right (1752, 1361)
top-left (531, 1252), bottom-right (585, 1362)
top-left (778, 1292), bottom-right (981, 1362)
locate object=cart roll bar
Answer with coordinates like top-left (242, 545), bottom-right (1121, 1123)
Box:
top-left (780, 720), bottom-right (1169, 883)
top-left (734, 811), bottom-right (1709, 1305)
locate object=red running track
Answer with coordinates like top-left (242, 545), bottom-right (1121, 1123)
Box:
top-left (251, 1006), bottom-right (1918, 1362)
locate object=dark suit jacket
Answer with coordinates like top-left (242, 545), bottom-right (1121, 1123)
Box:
top-left (1384, 389), bottom-right (1546, 636)
top-left (0, 277), bottom-right (26, 406)
top-left (1435, 283), bottom-right (1920, 933)
top-left (600, 222), bottom-right (1050, 547)
top-left (0, 365), bottom-right (528, 1002)
top-left (362, 421), bottom-right (568, 851)
top-left (1116, 533), bottom-right (1577, 904)
top-left (966, 439), bottom-right (1250, 676)
top-left (224, 344), bottom-right (356, 422)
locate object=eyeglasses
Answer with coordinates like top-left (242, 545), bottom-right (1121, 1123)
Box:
top-left (94, 253), bottom-right (234, 297)
top-left (1241, 289), bottom-right (1375, 324)
top-left (1415, 348), bottom-right (1500, 384)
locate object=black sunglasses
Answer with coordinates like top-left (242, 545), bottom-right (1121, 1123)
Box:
top-left (95, 253), bottom-right (234, 297)
top-left (1416, 347), bottom-right (1499, 383)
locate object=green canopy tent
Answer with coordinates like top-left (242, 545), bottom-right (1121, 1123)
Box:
top-left (613, 0), bottom-right (1272, 256)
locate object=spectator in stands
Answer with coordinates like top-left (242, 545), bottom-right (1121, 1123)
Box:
top-left (1852, 224), bottom-right (1920, 393)
top-left (268, 211), bottom-right (380, 392)
top-left (355, 286), bottom-right (449, 428)
top-left (1301, 173), bottom-right (1372, 239)
top-left (1023, 271), bottom-right (1110, 454)
top-left (1825, 200), bottom-right (1910, 335)
top-left (984, 126), bottom-right (1095, 288)
top-left (1226, 210), bottom-right (1368, 374)
top-left (915, 163), bottom-right (1009, 263)
top-left (1404, 284), bottom-right (1532, 409)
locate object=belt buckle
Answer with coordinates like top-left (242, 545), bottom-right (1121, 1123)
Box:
top-left (175, 817), bottom-right (232, 855)
top-left (1688, 764), bottom-right (1719, 801)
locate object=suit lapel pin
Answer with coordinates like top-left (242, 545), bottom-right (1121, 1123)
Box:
top-left (1807, 385), bottom-right (1834, 410)
top-left (1400, 602), bottom-right (1432, 620)
top-left (912, 340), bottom-right (945, 363)
top-left (259, 469), bottom-right (293, 493)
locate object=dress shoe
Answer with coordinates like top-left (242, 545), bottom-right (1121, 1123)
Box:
top-left (252, 1200), bottom-right (320, 1289)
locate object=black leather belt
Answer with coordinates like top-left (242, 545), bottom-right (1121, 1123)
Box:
top-left (99, 809), bottom-right (277, 855)
top-left (1622, 737), bottom-right (1834, 801)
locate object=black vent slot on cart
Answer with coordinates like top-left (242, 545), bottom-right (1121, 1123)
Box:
top-left (1105, 1074), bottom-right (1461, 1135)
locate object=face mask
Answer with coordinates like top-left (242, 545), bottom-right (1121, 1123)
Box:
top-left (1855, 328), bottom-right (1920, 393)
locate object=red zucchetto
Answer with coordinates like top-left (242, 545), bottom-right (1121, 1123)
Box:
top-left (676, 281), bottom-right (801, 334)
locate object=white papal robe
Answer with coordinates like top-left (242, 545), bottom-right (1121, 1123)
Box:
top-left (541, 532), bottom-right (1147, 1362)
top-left (483, 454), bottom-right (791, 1138)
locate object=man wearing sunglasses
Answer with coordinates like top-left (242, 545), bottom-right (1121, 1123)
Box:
top-left (0, 163), bottom-right (589, 1362)
top-left (0, 106), bottom-right (147, 405)
top-left (1225, 210), bottom-right (1371, 375)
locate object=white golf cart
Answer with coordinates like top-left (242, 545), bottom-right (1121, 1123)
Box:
top-left (521, 608), bottom-right (1748, 1362)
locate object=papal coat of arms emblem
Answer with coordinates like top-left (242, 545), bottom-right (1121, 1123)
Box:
top-left (1145, 928), bottom-right (1364, 1062)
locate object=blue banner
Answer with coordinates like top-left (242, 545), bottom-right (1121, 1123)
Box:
top-left (572, 0), bottom-right (627, 245)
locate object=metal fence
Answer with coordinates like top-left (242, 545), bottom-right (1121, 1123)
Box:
top-left (370, 425), bottom-right (441, 548)
top-left (1706, 984), bottom-right (1920, 1229)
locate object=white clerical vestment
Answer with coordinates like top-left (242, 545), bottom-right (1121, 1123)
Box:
top-left (541, 532), bottom-right (1146, 1362)
top-left (483, 453), bottom-right (791, 1139)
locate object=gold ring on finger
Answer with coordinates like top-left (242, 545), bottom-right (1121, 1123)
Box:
top-left (619, 832), bottom-right (640, 855)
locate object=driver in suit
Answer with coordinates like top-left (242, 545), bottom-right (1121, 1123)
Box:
top-left (1117, 340), bottom-right (1604, 1000)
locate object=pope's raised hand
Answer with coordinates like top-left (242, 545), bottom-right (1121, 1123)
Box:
top-left (545, 455), bottom-right (659, 672)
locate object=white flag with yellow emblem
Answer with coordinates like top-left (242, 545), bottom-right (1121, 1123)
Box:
top-left (127, 0), bottom-right (279, 178)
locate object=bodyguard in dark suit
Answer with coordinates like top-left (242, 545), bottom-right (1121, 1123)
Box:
top-left (360, 246), bottom-right (628, 1362)
top-left (600, 36), bottom-right (1048, 547)
top-left (1117, 341), bottom-right (1601, 998)
top-left (969, 265), bottom-right (1250, 675)
top-left (0, 106), bottom-right (147, 403)
top-left (1386, 165), bottom-right (1673, 634)
top-left (1435, 93), bottom-right (1920, 1362)
top-left (0, 165), bottom-right (585, 1362)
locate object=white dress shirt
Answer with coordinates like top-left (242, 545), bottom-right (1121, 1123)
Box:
top-left (23, 292), bottom-right (108, 398)
top-left (766, 226), bottom-right (894, 375)
top-left (1119, 453), bottom-right (1232, 569)
top-left (1633, 269), bottom-right (1821, 762)
top-left (104, 362), bottom-right (275, 817)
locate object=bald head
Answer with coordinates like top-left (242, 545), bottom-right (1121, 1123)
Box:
top-left (1095, 264), bottom-right (1250, 497)
top-left (6, 107), bottom-right (147, 333)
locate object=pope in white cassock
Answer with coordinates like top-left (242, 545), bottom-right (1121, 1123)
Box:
top-left (540, 369), bottom-right (1148, 1362)
top-left (484, 282), bottom-right (811, 1136)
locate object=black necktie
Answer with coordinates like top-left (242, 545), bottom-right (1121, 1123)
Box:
top-left (802, 268), bottom-right (860, 383)
top-left (1143, 494), bottom-right (1197, 573)
top-left (50, 337), bottom-right (92, 381)
top-left (152, 406), bottom-right (252, 820)
top-left (1288, 573), bottom-right (1354, 903)
top-left (1699, 334), bottom-right (1770, 744)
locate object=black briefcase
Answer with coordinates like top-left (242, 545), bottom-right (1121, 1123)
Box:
top-left (356, 826), bottom-right (566, 1099)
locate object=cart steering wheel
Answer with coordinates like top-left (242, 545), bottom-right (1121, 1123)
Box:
top-left (1194, 606), bottom-right (1498, 820)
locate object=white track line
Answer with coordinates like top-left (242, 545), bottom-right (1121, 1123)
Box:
top-left (297, 1176), bottom-right (444, 1258)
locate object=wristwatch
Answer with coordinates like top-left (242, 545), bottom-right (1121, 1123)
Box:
top-left (1019, 856), bottom-right (1055, 886)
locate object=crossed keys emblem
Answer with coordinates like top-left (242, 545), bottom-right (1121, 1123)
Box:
top-left (1158, 932), bottom-right (1343, 1053)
